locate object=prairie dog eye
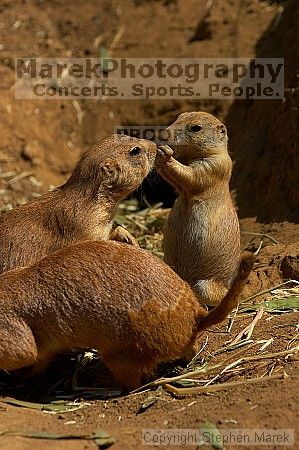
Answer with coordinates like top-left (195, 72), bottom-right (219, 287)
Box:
top-left (130, 146), bottom-right (142, 156)
top-left (190, 125), bottom-right (202, 133)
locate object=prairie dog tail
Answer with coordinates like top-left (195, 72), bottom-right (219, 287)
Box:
top-left (196, 252), bottom-right (255, 332)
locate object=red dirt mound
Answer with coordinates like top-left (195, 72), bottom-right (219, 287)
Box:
top-left (242, 242), bottom-right (299, 300)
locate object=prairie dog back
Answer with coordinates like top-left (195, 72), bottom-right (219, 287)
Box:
top-left (0, 241), bottom-right (253, 390)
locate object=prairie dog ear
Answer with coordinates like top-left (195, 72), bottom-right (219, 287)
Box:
top-left (100, 162), bottom-right (114, 178)
top-left (217, 124), bottom-right (227, 136)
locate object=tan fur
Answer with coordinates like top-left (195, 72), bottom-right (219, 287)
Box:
top-left (0, 135), bottom-right (156, 273)
top-left (0, 241), bottom-right (254, 390)
top-left (156, 111), bottom-right (241, 306)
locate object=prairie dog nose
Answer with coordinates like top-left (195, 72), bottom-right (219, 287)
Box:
top-left (160, 127), bottom-right (173, 143)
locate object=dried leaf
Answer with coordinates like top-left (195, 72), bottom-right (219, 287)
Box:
top-left (0, 429), bottom-right (115, 448)
top-left (94, 428), bottom-right (115, 449)
top-left (136, 387), bottom-right (163, 414)
top-left (175, 379), bottom-right (197, 387)
top-left (1, 399), bottom-right (87, 413)
top-left (201, 422), bottom-right (224, 450)
top-left (100, 47), bottom-right (112, 73)
top-left (240, 297), bottom-right (299, 313)
top-left (136, 396), bottom-right (158, 414)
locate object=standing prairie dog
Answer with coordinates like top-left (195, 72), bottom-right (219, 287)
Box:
top-left (0, 135), bottom-right (157, 274)
top-left (0, 240), bottom-right (254, 390)
top-left (155, 111), bottom-right (241, 306)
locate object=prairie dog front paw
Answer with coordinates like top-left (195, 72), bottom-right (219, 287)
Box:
top-left (155, 145), bottom-right (174, 168)
top-left (110, 226), bottom-right (139, 247)
top-left (158, 145), bottom-right (174, 158)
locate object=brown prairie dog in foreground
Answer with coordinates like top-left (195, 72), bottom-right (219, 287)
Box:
top-left (0, 135), bottom-right (157, 274)
top-left (155, 111), bottom-right (241, 306)
top-left (0, 240), bottom-right (254, 390)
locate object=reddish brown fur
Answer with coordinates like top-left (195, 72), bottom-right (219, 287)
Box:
top-left (0, 135), bottom-right (156, 273)
top-left (0, 241), bottom-right (254, 390)
top-left (156, 111), bottom-right (241, 306)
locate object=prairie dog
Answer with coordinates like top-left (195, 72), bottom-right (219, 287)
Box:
top-left (156, 111), bottom-right (241, 306)
top-left (0, 240), bottom-right (254, 390)
top-left (0, 135), bottom-right (157, 273)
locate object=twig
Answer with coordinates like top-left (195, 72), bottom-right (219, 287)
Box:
top-left (226, 303), bottom-right (239, 333)
top-left (227, 346), bottom-right (298, 365)
top-left (187, 336), bottom-right (209, 367)
top-left (254, 238), bottom-right (264, 256)
top-left (241, 231), bottom-right (279, 245)
top-left (118, 215), bottom-right (148, 231)
top-left (72, 100), bottom-right (84, 125)
top-left (109, 26), bottom-right (126, 52)
top-left (8, 171), bottom-right (33, 185)
top-left (203, 358), bottom-right (243, 387)
top-left (163, 373), bottom-right (286, 396)
top-left (0, 153), bottom-right (13, 162)
top-left (287, 333), bottom-right (299, 349)
top-left (0, 171), bottom-right (16, 179)
top-left (241, 280), bottom-right (299, 304)
top-left (130, 346), bottom-right (298, 394)
top-left (230, 308), bottom-right (264, 345)
top-left (259, 338), bottom-right (273, 352)
top-left (129, 363), bottom-right (217, 394)
top-left (93, 35), bottom-right (105, 50)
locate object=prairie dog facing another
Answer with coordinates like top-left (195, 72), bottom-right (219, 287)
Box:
top-left (0, 241), bottom-right (254, 390)
top-left (0, 135), bottom-right (157, 274)
top-left (156, 111), bottom-right (241, 306)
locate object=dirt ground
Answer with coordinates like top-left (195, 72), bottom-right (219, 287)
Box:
top-left (0, 0), bottom-right (298, 449)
